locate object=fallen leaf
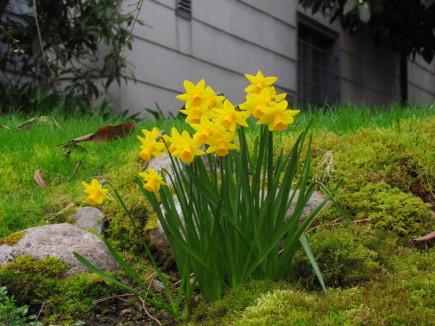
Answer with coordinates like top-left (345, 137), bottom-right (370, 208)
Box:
top-left (411, 231), bottom-right (435, 242)
top-left (17, 118), bottom-right (37, 130)
top-left (0, 125), bottom-right (9, 129)
top-left (34, 169), bottom-right (48, 188)
top-left (61, 121), bottom-right (135, 147)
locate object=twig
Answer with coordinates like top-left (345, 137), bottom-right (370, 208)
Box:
top-left (92, 285), bottom-right (141, 304)
top-left (0, 24), bottom-right (23, 54)
top-left (31, 0), bottom-right (58, 84)
top-left (173, 273), bottom-right (195, 287)
top-left (306, 216), bottom-right (344, 234)
top-left (119, 0), bottom-right (145, 57)
top-left (34, 300), bottom-right (46, 322)
top-left (306, 217), bottom-right (370, 234)
top-left (47, 202), bottom-right (74, 220)
top-left (92, 292), bottom-right (135, 304)
top-left (138, 271), bottom-right (162, 326)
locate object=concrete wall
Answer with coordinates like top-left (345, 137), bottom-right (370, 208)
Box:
top-left (408, 55), bottom-right (435, 105)
top-left (112, 0), bottom-right (434, 116)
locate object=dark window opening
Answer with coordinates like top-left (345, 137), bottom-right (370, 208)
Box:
top-left (297, 14), bottom-right (340, 107)
top-left (176, 0), bottom-right (192, 20)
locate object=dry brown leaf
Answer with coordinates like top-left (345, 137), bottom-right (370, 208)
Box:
top-left (34, 169), bottom-right (48, 188)
top-left (411, 231), bottom-right (435, 242)
top-left (61, 121), bottom-right (135, 147)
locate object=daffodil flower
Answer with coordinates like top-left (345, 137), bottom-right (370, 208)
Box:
top-left (256, 100), bottom-right (300, 131)
top-left (191, 115), bottom-right (226, 144)
top-left (244, 71), bottom-right (277, 94)
top-left (269, 86), bottom-right (287, 102)
top-left (81, 179), bottom-right (114, 205)
top-left (240, 87), bottom-right (275, 119)
top-left (139, 168), bottom-right (168, 192)
top-left (206, 130), bottom-right (238, 156)
top-left (166, 128), bottom-right (205, 163)
top-left (213, 100), bottom-right (249, 131)
top-left (180, 108), bottom-right (206, 125)
top-left (176, 80), bottom-right (215, 110)
top-left (206, 94), bottom-right (225, 112)
top-left (137, 127), bottom-right (166, 161)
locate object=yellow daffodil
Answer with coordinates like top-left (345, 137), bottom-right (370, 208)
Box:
top-left (206, 130), bottom-right (238, 156)
top-left (240, 87), bottom-right (275, 119)
top-left (244, 71), bottom-right (277, 94)
top-left (256, 100), bottom-right (300, 131)
top-left (207, 94), bottom-right (225, 112)
top-left (180, 89), bottom-right (223, 125)
top-left (137, 127), bottom-right (166, 161)
top-left (213, 100), bottom-right (249, 131)
top-left (191, 115), bottom-right (226, 144)
top-left (176, 80), bottom-right (215, 110)
top-left (139, 168), bottom-right (168, 192)
top-left (180, 108), bottom-right (206, 125)
top-left (269, 86), bottom-right (287, 102)
top-left (81, 179), bottom-right (114, 205)
top-left (167, 128), bottom-right (205, 163)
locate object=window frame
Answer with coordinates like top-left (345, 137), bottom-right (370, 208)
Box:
top-left (297, 12), bottom-right (341, 107)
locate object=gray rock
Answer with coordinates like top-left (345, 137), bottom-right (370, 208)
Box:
top-left (0, 224), bottom-right (119, 276)
top-left (287, 189), bottom-right (328, 221)
top-left (72, 206), bottom-right (105, 234)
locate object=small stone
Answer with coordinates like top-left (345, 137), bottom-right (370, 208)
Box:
top-left (0, 224), bottom-right (119, 276)
top-left (72, 206), bottom-right (105, 234)
top-left (152, 279), bottom-right (165, 289)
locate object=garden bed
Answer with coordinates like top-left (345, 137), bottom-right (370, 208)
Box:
top-left (0, 106), bottom-right (434, 325)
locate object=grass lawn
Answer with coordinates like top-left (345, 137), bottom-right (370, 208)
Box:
top-left (0, 105), bottom-right (434, 325)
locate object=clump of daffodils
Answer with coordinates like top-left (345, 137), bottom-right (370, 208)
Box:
top-left (77, 71), bottom-right (331, 308)
top-left (137, 71), bottom-right (300, 192)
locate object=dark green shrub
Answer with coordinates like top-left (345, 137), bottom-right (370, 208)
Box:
top-left (0, 0), bottom-right (135, 112)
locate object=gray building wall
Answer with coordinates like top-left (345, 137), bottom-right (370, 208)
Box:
top-left (111, 0), bottom-right (434, 116)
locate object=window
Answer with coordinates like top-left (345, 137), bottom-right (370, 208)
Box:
top-left (297, 13), bottom-right (340, 107)
top-left (176, 0), bottom-right (192, 20)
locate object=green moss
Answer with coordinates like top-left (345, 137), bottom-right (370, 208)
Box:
top-left (184, 243), bottom-right (434, 326)
top-left (0, 255), bottom-right (126, 325)
top-left (289, 225), bottom-right (381, 289)
top-left (234, 247), bottom-right (435, 326)
top-left (234, 288), bottom-right (351, 326)
top-left (0, 230), bottom-right (28, 246)
top-left (306, 120), bottom-right (433, 209)
top-left (186, 280), bottom-right (292, 325)
top-left (0, 255), bottom-right (66, 308)
top-left (1, 255), bottom-right (67, 278)
top-left (321, 182), bottom-right (433, 237)
top-left (41, 272), bottom-right (120, 325)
